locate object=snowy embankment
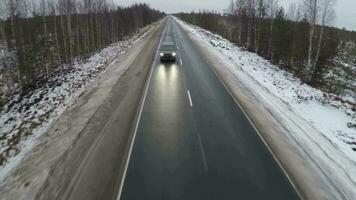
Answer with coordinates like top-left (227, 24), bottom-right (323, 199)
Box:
top-left (177, 19), bottom-right (356, 198)
top-left (0, 27), bottom-right (150, 181)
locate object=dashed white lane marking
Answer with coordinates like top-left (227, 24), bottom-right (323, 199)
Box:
top-left (180, 58), bottom-right (183, 66)
top-left (187, 90), bottom-right (193, 107)
top-left (197, 132), bottom-right (208, 172)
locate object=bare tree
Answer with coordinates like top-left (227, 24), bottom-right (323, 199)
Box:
top-left (66, 0), bottom-right (73, 65)
top-left (95, 0), bottom-right (105, 49)
top-left (302, 0), bottom-right (319, 71)
top-left (246, 0), bottom-right (255, 49)
top-left (7, 0), bottom-right (26, 85)
top-left (0, 0), bottom-right (16, 92)
top-left (226, 0), bottom-right (235, 40)
top-left (39, 0), bottom-right (51, 79)
top-left (314, 0), bottom-right (336, 68)
top-left (58, 0), bottom-right (69, 65)
top-left (0, 1), bottom-right (8, 41)
top-left (0, 1), bottom-right (8, 45)
top-left (48, 0), bottom-right (63, 71)
top-left (255, 0), bottom-right (265, 53)
top-left (8, 0), bottom-right (16, 51)
top-left (287, 2), bottom-right (297, 21)
top-left (227, 0), bottom-right (235, 15)
top-left (235, 0), bottom-right (247, 45)
top-left (40, 0), bottom-right (48, 35)
top-left (83, 0), bottom-right (91, 53)
top-left (267, 0), bottom-right (278, 59)
top-left (75, 0), bottom-right (82, 56)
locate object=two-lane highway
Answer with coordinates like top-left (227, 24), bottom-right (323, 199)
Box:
top-left (119, 17), bottom-right (300, 200)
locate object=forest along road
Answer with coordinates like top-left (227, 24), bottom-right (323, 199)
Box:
top-left (119, 17), bottom-right (301, 200)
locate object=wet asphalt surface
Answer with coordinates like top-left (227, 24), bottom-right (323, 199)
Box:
top-left (120, 17), bottom-right (299, 200)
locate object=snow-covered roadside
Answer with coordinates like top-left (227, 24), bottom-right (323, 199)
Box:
top-left (176, 18), bottom-right (356, 199)
top-left (0, 25), bottom-right (152, 182)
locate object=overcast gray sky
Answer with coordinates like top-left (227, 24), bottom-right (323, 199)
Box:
top-left (114, 0), bottom-right (356, 31)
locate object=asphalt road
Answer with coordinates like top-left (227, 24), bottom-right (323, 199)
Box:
top-left (119, 17), bottom-right (300, 200)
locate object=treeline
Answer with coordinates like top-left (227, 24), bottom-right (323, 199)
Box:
top-left (0, 0), bottom-right (163, 95)
top-left (177, 0), bottom-right (343, 87)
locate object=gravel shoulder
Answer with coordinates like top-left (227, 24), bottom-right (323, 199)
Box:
top-left (0, 19), bottom-right (165, 200)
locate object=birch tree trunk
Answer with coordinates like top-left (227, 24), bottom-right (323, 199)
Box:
top-left (0, 22), bottom-right (3, 43)
top-left (0, 23), bottom-right (15, 92)
top-left (42, 2), bottom-right (49, 80)
top-left (306, 0), bottom-right (317, 72)
top-left (54, 14), bottom-right (63, 71)
top-left (67, 13), bottom-right (72, 66)
top-left (268, 0), bottom-right (274, 59)
top-left (238, 15), bottom-right (243, 45)
top-left (60, 14), bottom-right (68, 65)
top-left (9, 8), bottom-right (22, 85)
top-left (314, 26), bottom-right (323, 67)
top-left (18, 19), bottom-right (28, 85)
top-left (246, 0), bottom-right (254, 49)
top-left (10, 8), bottom-right (16, 51)
top-left (307, 24), bottom-right (315, 67)
top-left (255, 0), bottom-right (263, 53)
top-left (76, 13), bottom-right (80, 56)
top-left (314, 0), bottom-right (335, 70)
top-left (86, 15), bottom-right (90, 53)
top-left (96, 13), bottom-right (100, 49)
top-left (90, 14), bottom-right (95, 50)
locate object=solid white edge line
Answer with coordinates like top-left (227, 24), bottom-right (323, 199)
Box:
top-left (116, 21), bottom-right (167, 200)
top-left (197, 132), bottom-right (209, 172)
top-left (187, 90), bottom-right (193, 107)
top-left (215, 70), bottom-right (303, 199)
top-left (174, 18), bottom-right (303, 200)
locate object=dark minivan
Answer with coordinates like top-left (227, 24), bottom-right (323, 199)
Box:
top-left (160, 42), bottom-right (177, 62)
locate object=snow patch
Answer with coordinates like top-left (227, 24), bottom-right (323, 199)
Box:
top-left (0, 27), bottom-right (150, 181)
